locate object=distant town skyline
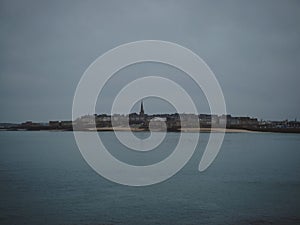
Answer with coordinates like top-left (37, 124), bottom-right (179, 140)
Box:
top-left (1, 0), bottom-right (300, 123)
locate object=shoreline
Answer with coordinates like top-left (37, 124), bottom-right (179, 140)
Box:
top-left (1, 126), bottom-right (300, 133)
top-left (0, 127), bottom-right (270, 133)
top-left (180, 128), bottom-right (257, 133)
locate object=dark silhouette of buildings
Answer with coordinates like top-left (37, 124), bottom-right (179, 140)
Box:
top-left (3, 100), bottom-right (300, 133)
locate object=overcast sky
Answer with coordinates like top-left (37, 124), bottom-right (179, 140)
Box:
top-left (1, 0), bottom-right (299, 122)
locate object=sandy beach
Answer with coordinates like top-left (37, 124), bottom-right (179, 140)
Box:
top-left (87, 127), bottom-right (257, 133)
top-left (180, 127), bottom-right (257, 133)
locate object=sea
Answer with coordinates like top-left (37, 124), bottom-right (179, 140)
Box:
top-left (0, 131), bottom-right (300, 225)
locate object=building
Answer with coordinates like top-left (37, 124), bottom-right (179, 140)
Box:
top-left (139, 100), bottom-right (145, 118)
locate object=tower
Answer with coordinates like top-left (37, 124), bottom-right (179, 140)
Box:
top-left (139, 100), bottom-right (144, 117)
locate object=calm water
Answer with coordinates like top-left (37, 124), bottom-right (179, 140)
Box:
top-left (0, 131), bottom-right (300, 225)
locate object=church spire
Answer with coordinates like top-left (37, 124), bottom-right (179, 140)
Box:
top-left (140, 100), bottom-right (144, 117)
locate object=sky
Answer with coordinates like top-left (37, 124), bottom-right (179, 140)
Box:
top-left (0, 0), bottom-right (300, 123)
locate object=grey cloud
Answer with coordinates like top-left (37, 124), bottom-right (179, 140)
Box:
top-left (0, 0), bottom-right (299, 122)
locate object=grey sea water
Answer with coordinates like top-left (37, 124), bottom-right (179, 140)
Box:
top-left (0, 131), bottom-right (300, 225)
